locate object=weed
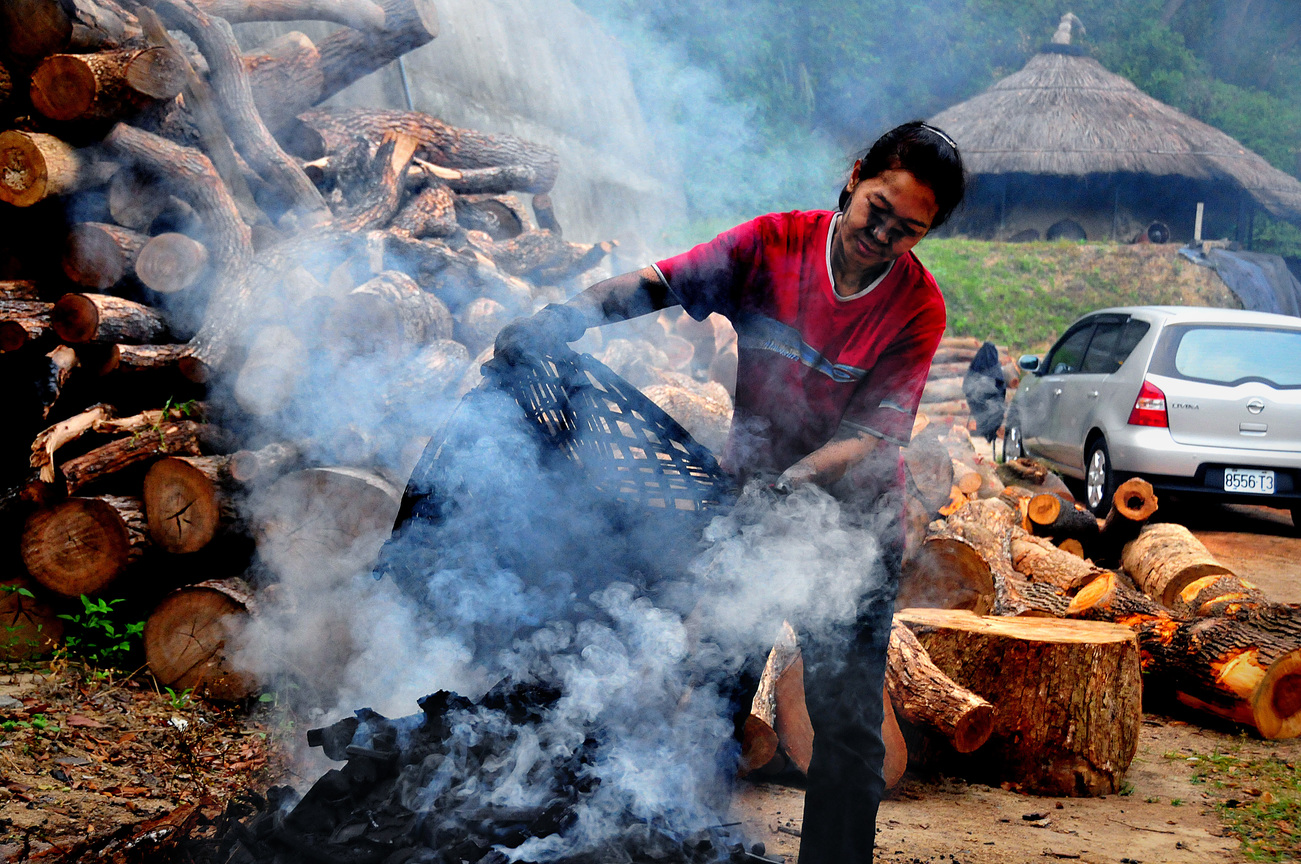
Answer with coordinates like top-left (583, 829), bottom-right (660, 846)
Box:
top-left (1171, 798), bottom-right (1184, 806)
top-left (1119, 781), bottom-right (1135, 796)
top-left (57, 595), bottom-right (145, 667)
top-left (1167, 748), bottom-right (1301, 862)
top-left (165, 687), bottom-right (193, 711)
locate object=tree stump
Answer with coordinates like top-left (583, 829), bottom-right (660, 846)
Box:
top-left (21, 495), bottom-right (149, 598)
top-left (895, 608), bottom-right (1141, 795)
top-left (145, 577), bottom-right (255, 701)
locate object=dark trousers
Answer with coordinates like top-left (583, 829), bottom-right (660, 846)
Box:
top-left (795, 532), bottom-right (900, 864)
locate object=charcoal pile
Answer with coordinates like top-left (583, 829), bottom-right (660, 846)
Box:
top-left (194, 681), bottom-right (774, 864)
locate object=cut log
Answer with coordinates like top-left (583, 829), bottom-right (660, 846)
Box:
top-left (454, 297), bottom-right (509, 355)
top-left (107, 167), bottom-right (171, 232)
top-left (1010, 532), bottom-right (1109, 593)
top-left (1058, 538), bottom-right (1085, 558)
top-left (328, 270), bottom-right (452, 354)
top-left (1170, 574), bottom-right (1301, 645)
top-left (0, 281), bottom-right (40, 300)
top-left (150, 0), bottom-right (328, 224)
top-left (135, 233), bottom-right (210, 294)
top-left (193, 0), bottom-right (384, 28)
top-left (62, 223), bottom-right (148, 290)
top-left (531, 193), bottom-right (561, 235)
top-left (0, 131), bottom-right (116, 208)
top-left (30, 403), bottom-right (114, 484)
top-left (1, 0), bottom-right (139, 59)
top-left (1027, 492), bottom-right (1100, 546)
top-left (243, 31), bottom-right (325, 137)
top-left (920, 376), bottom-right (964, 404)
top-left (143, 455), bottom-right (236, 554)
top-left (234, 325), bottom-right (305, 415)
top-left (21, 495), bottom-right (149, 598)
top-left (255, 466), bottom-right (401, 584)
top-left (886, 618), bottom-right (993, 754)
top-left (312, 0), bottom-right (440, 104)
top-left (896, 608), bottom-right (1141, 795)
top-left (52, 293), bottom-right (169, 344)
top-left (59, 419), bottom-right (205, 495)
top-left (1123, 523), bottom-right (1234, 607)
top-left (1069, 573), bottom-right (1301, 739)
top-left (1095, 478), bottom-right (1159, 564)
top-left (112, 344), bottom-right (204, 382)
top-left (30, 48), bottom-right (186, 122)
top-left (903, 433), bottom-right (955, 517)
top-left (931, 346), bottom-right (978, 365)
top-left (229, 441), bottom-right (299, 486)
top-left (145, 577), bottom-right (256, 701)
top-left (898, 522), bottom-right (996, 615)
top-left (391, 183), bottom-right (458, 239)
top-left (297, 109), bottom-right (558, 195)
top-left (995, 457), bottom-right (1075, 500)
top-left (743, 621), bottom-right (799, 776)
top-left (0, 578), bottom-right (64, 660)
top-left (774, 653), bottom-right (815, 776)
top-left (0, 300), bottom-right (53, 353)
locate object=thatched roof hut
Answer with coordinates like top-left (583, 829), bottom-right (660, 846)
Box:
top-left (930, 18), bottom-right (1301, 243)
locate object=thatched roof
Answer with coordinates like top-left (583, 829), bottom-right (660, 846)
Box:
top-left (930, 48), bottom-right (1301, 224)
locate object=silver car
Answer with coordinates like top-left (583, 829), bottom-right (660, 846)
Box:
top-left (1004, 306), bottom-right (1301, 523)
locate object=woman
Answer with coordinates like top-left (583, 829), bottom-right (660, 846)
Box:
top-left (496, 120), bottom-right (965, 864)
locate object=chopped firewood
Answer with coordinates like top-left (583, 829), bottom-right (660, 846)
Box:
top-left (0, 130), bottom-right (117, 208)
top-left (1123, 523), bottom-right (1235, 607)
top-left (1069, 572), bottom-right (1301, 739)
top-left (52, 293), bottom-right (169, 344)
top-left (391, 182), bottom-right (458, 239)
top-left (1027, 492), bottom-right (1100, 548)
top-left (60, 419), bottom-right (205, 495)
top-left (61, 222), bottom-right (148, 290)
top-left (743, 621), bottom-right (799, 776)
top-left (30, 47), bottom-right (186, 122)
top-left (887, 619), bottom-right (994, 754)
top-left (326, 270), bottom-right (452, 355)
top-left (136, 233), bottom-right (210, 293)
top-left (21, 495), bottom-right (149, 598)
top-left (331, 133), bottom-right (420, 231)
top-left (1010, 533), bottom-right (1110, 594)
top-left (896, 608), bottom-right (1142, 795)
top-left (193, 0), bottom-right (385, 28)
top-left (2, 0), bottom-right (141, 60)
top-left (0, 300), bottom-right (53, 353)
top-left (229, 441), bottom-right (300, 486)
top-left (774, 653), bottom-right (815, 775)
top-left (0, 576), bottom-right (63, 660)
top-left (30, 403), bottom-right (115, 483)
top-left (107, 166), bottom-right (171, 231)
top-left (1171, 573), bottom-right (1301, 644)
top-left (145, 577), bottom-right (257, 701)
top-left (39, 345), bottom-right (80, 421)
top-left (898, 518), bottom-right (996, 615)
top-left (1094, 477), bottom-right (1159, 564)
top-left (144, 455), bottom-right (237, 554)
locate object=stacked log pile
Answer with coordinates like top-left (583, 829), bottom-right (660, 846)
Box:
top-left (0, 0), bottom-right (660, 697)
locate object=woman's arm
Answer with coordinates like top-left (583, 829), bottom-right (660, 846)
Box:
top-left (778, 428), bottom-right (894, 491)
top-left (565, 265), bottom-right (675, 328)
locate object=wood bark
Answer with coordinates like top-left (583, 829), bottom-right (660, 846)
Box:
top-left (143, 455), bottom-right (237, 554)
top-left (59, 419), bottom-right (205, 495)
top-left (1010, 532), bottom-right (1110, 593)
top-left (453, 297), bottom-right (508, 355)
top-left (886, 619), bottom-right (994, 754)
top-left (0, 300), bottom-right (53, 353)
top-left (39, 345), bottom-right (81, 421)
top-left (2, 0), bottom-right (141, 60)
top-left (144, 577), bottom-right (256, 701)
top-left (229, 441), bottom-right (300, 486)
top-left (255, 466), bottom-right (401, 583)
top-left (1095, 478), bottom-right (1159, 564)
top-left (30, 48), bottom-right (186, 123)
top-left (107, 166), bottom-right (171, 231)
top-left (896, 608), bottom-right (1142, 795)
top-left (30, 404), bottom-right (114, 483)
top-left (0, 131), bottom-right (116, 208)
top-left (903, 433), bottom-right (955, 517)
top-left (0, 60), bottom-right (10, 108)
top-left (151, 0), bottom-right (328, 224)
top-left (103, 124), bottom-right (253, 372)
top-left (136, 233), bottom-right (210, 293)
top-left (1069, 573), bottom-right (1301, 740)
top-left (331, 133), bottom-right (420, 231)
top-left (531, 193), bottom-right (562, 235)
top-left (898, 521), bottom-right (996, 615)
top-left (243, 30), bottom-right (325, 136)
top-left (0, 281), bottom-right (40, 300)
top-left (1123, 523), bottom-right (1234, 607)
top-left (742, 621), bottom-right (799, 776)
top-left (328, 270), bottom-right (452, 354)
top-left (1170, 574), bottom-right (1301, 645)
top-left (995, 457), bottom-right (1075, 500)
top-left (52, 293), bottom-right (168, 344)
top-left (312, 0), bottom-right (439, 105)
top-left (112, 343), bottom-right (203, 381)
top-left (0, 577), bottom-right (64, 660)
top-left (773, 654), bottom-right (816, 776)
top-left (21, 495), bottom-right (149, 598)
top-left (297, 109), bottom-right (559, 195)
top-left (392, 183), bottom-right (458, 239)
top-left (1027, 492), bottom-right (1100, 546)
top-left (62, 222), bottom-right (148, 290)
top-left (194, 0), bottom-right (385, 28)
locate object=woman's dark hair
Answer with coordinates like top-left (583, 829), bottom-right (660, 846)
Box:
top-left (838, 120), bottom-right (966, 230)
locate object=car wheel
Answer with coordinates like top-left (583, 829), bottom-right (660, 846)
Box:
top-left (1003, 415), bottom-right (1025, 461)
top-left (1084, 438), bottom-right (1114, 516)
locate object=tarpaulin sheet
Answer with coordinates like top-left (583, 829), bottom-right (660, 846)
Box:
top-left (1178, 245), bottom-right (1301, 317)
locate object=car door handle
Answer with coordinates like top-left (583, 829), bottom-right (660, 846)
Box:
top-left (1087, 390), bottom-right (1099, 399)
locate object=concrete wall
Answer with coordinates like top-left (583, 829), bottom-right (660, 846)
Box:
top-left (235, 0), bottom-right (682, 256)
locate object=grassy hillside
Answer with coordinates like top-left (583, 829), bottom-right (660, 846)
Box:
top-left (915, 240), bottom-right (1242, 351)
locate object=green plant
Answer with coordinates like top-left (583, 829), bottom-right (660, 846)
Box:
top-left (57, 595), bottom-right (145, 667)
top-left (1119, 781), bottom-right (1135, 796)
top-left (165, 686), bottom-right (193, 711)
top-left (1171, 798), bottom-right (1184, 806)
top-left (0, 583), bottom-right (45, 655)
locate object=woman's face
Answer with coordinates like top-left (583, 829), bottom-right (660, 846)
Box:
top-left (838, 163), bottom-right (939, 270)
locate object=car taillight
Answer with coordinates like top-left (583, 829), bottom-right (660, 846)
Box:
top-left (1128, 379), bottom-right (1168, 427)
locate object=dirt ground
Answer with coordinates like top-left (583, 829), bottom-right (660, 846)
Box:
top-left (733, 502), bottom-right (1301, 864)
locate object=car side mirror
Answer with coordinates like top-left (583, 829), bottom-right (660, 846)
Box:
top-left (1017, 354), bottom-right (1040, 373)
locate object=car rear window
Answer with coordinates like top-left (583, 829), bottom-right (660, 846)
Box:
top-left (1151, 325), bottom-right (1301, 388)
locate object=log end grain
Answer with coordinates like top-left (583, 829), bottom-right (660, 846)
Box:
top-left (124, 46), bottom-right (187, 100)
top-left (143, 457), bottom-right (223, 554)
top-left (145, 580), bottom-right (255, 701)
top-left (29, 54), bottom-right (98, 122)
top-left (62, 223), bottom-right (131, 289)
top-left (0, 578), bottom-right (64, 660)
top-left (21, 498), bottom-right (134, 598)
top-left (51, 293), bottom-right (101, 343)
top-left (899, 536), bottom-right (996, 615)
top-left (1256, 649), bottom-right (1301, 740)
top-left (0, 130), bottom-right (72, 207)
top-left (738, 716), bottom-right (778, 778)
top-left (136, 233), bottom-right (210, 293)
top-left (1113, 478), bottom-right (1158, 522)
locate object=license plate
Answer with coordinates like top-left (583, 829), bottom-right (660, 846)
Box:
top-left (1223, 467), bottom-right (1275, 495)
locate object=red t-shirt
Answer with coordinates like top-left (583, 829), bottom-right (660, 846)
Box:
top-left (654, 210), bottom-right (945, 479)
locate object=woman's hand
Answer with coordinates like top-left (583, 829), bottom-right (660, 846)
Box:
top-left (492, 303), bottom-right (589, 365)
